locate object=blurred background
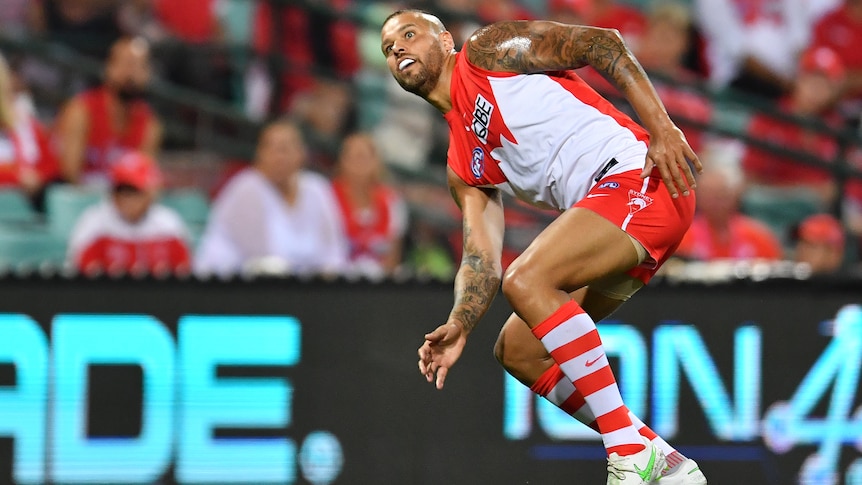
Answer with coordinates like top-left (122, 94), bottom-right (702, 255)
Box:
top-left (0, 0), bottom-right (861, 484)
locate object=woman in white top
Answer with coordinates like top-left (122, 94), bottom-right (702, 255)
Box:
top-left (194, 119), bottom-right (349, 276)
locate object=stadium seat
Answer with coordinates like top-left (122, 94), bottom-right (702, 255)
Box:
top-left (0, 189), bottom-right (38, 224)
top-left (161, 188), bottom-right (210, 248)
top-left (161, 188), bottom-right (210, 226)
top-left (741, 188), bottom-right (822, 244)
top-left (45, 185), bottom-right (104, 239)
top-left (0, 226), bottom-right (67, 268)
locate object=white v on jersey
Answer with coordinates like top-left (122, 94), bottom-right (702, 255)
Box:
top-left (445, 51), bottom-right (650, 211)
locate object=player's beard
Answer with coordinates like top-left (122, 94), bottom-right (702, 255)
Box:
top-left (395, 45), bottom-right (445, 99)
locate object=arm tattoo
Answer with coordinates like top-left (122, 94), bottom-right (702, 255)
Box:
top-left (449, 224), bottom-right (501, 333)
top-left (466, 21), bottom-right (647, 90)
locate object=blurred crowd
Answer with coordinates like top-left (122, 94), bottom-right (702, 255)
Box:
top-left (0, 0), bottom-right (861, 280)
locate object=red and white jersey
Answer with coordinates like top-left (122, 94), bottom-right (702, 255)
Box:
top-left (445, 51), bottom-right (649, 211)
top-left (68, 200), bottom-right (191, 275)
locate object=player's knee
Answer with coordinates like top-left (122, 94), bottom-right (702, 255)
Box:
top-left (501, 261), bottom-right (536, 305)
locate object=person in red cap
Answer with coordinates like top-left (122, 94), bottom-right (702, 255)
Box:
top-left (811, 0), bottom-right (862, 126)
top-left (794, 213), bottom-right (846, 274)
top-left (66, 151), bottom-right (192, 277)
top-left (742, 46), bottom-right (847, 209)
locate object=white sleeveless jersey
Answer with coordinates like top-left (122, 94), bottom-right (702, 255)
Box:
top-left (445, 51), bottom-right (650, 211)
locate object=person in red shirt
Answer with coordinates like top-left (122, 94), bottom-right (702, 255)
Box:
top-left (331, 133), bottom-right (407, 278)
top-left (151, 0), bottom-right (231, 100)
top-left (53, 36), bottom-right (162, 187)
top-left (0, 53), bottom-right (59, 205)
top-left (67, 151), bottom-right (191, 277)
top-left (793, 213), bottom-right (847, 274)
top-left (742, 46), bottom-right (847, 206)
top-left (676, 162), bottom-right (783, 261)
top-left (252, 0), bottom-right (360, 113)
top-left (811, 0), bottom-right (862, 125)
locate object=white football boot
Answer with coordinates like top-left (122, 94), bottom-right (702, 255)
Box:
top-left (607, 438), bottom-right (667, 485)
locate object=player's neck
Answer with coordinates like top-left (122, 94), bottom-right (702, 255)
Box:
top-left (425, 53), bottom-right (458, 114)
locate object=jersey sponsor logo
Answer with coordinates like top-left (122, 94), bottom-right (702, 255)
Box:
top-left (627, 190), bottom-right (653, 214)
top-left (471, 148), bottom-right (485, 179)
top-left (471, 93), bottom-right (494, 145)
top-left (598, 181), bottom-right (620, 189)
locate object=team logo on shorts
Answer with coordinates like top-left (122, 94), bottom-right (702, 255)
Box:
top-left (471, 148), bottom-right (485, 179)
top-left (627, 189), bottom-right (653, 214)
top-left (598, 181), bottom-right (620, 189)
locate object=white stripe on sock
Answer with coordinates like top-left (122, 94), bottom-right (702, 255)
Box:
top-left (539, 316), bottom-right (594, 352)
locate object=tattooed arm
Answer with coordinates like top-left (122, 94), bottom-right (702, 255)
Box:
top-left (417, 167), bottom-right (504, 389)
top-left (446, 167), bottom-right (505, 333)
top-left (465, 20), bottom-right (702, 196)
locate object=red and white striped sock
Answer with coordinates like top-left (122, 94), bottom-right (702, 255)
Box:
top-left (531, 300), bottom-right (644, 456)
top-left (530, 363), bottom-right (683, 464)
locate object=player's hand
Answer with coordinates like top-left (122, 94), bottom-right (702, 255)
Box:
top-left (418, 322), bottom-right (468, 390)
top-left (641, 123), bottom-right (702, 198)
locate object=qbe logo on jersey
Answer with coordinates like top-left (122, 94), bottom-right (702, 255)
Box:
top-left (472, 93), bottom-right (494, 145)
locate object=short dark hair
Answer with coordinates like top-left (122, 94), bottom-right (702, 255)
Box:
top-left (382, 9), bottom-right (445, 31)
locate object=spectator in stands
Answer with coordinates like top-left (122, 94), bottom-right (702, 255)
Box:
top-left (0, 53), bottom-right (60, 207)
top-left (636, 0), bottom-right (711, 153)
top-left (67, 151), bottom-right (191, 277)
top-left (251, 0), bottom-right (360, 115)
top-left (840, 147), bottom-right (862, 257)
top-left (53, 36), bottom-right (162, 187)
top-left (675, 162), bottom-right (784, 261)
top-left (194, 119), bottom-right (349, 277)
top-left (793, 213), bottom-right (846, 274)
top-left (477, 0), bottom-right (535, 24)
top-left (0, 0), bottom-right (41, 37)
top-left (29, 0), bottom-right (123, 59)
top-left (693, 0), bottom-right (810, 98)
top-left (741, 46), bottom-right (846, 207)
top-left (331, 133), bottom-right (407, 278)
top-left (549, 0), bottom-right (646, 96)
top-left (811, 0), bottom-right (862, 127)
top-left (116, 0), bottom-right (161, 39)
top-left (150, 0), bottom-right (232, 101)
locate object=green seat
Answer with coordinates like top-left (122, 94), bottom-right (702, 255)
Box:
top-left (45, 185), bottom-right (104, 239)
top-left (0, 189), bottom-right (38, 224)
top-left (161, 188), bottom-right (210, 225)
top-left (741, 188), bottom-right (822, 244)
top-left (0, 226), bottom-right (67, 268)
top-left (161, 188), bottom-right (210, 249)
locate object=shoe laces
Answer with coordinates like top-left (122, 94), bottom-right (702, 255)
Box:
top-left (607, 457), bottom-right (635, 480)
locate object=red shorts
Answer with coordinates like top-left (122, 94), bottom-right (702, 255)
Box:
top-left (573, 169), bottom-right (695, 284)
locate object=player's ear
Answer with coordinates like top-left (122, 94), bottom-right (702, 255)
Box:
top-left (440, 30), bottom-right (456, 52)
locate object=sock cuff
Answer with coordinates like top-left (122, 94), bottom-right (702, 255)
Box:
top-left (530, 364), bottom-right (565, 396)
top-left (531, 300), bottom-right (585, 339)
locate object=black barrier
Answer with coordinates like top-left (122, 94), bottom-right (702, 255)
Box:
top-left (0, 276), bottom-right (860, 484)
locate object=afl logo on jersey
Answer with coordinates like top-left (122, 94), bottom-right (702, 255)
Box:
top-left (598, 181), bottom-right (620, 189)
top-left (471, 148), bottom-right (485, 179)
